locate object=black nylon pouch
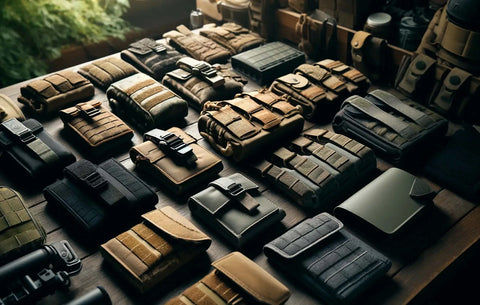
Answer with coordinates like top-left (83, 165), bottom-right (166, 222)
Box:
top-left (43, 158), bottom-right (157, 235)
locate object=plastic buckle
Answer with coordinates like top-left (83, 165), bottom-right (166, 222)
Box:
top-left (1, 118), bottom-right (36, 144)
top-left (77, 104), bottom-right (100, 117)
top-left (177, 57), bottom-right (225, 88)
top-left (144, 129), bottom-right (197, 166)
top-left (153, 45), bottom-right (167, 54)
top-left (227, 182), bottom-right (244, 197)
top-left (83, 172), bottom-right (107, 190)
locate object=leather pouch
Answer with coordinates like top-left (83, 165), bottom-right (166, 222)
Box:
top-left (162, 62), bottom-right (244, 111)
top-left (264, 212), bottom-right (391, 304)
top-left (106, 73), bottom-right (188, 131)
top-left (315, 59), bottom-right (370, 96)
top-left (59, 101), bottom-right (134, 158)
top-left (77, 56), bottom-right (138, 90)
top-left (165, 251), bottom-right (291, 305)
top-left (100, 206), bottom-right (211, 293)
top-left (163, 25), bottom-right (231, 64)
top-left (120, 38), bottom-right (185, 81)
top-left (0, 118), bottom-right (76, 181)
top-left (43, 158), bottom-right (157, 234)
top-left (0, 186), bottom-right (46, 263)
top-left (188, 173), bottom-right (286, 247)
top-left (199, 22), bottom-right (264, 54)
top-left (129, 127), bottom-right (223, 195)
top-left (252, 128), bottom-right (376, 210)
top-left (0, 94), bottom-right (25, 122)
top-left (18, 70), bottom-right (94, 116)
top-left (335, 167), bottom-right (436, 235)
top-left (198, 90), bottom-right (304, 162)
top-left (332, 89), bottom-right (448, 166)
top-left (231, 41), bottom-right (306, 86)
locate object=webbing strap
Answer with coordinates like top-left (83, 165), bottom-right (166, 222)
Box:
top-left (116, 229), bottom-right (161, 271)
top-left (345, 96), bottom-right (416, 139)
top-left (368, 90), bottom-right (434, 128)
top-left (227, 98), bottom-right (281, 130)
top-left (1, 118), bottom-right (59, 164)
top-left (212, 106), bottom-right (258, 140)
top-left (210, 177), bottom-right (259, 213)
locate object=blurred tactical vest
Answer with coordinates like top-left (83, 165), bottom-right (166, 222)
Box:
top-left (395, 0), bottom-right (480, 124)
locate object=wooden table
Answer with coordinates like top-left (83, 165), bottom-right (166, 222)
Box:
top-left (1, 36), bottom-right (479, 305)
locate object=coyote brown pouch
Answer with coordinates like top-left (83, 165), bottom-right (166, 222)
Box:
top-left (198, 90), bottom-right (304, 162)
top-left (163, 25), bottom-right (231, 64)
top-left (106, 73), bottom-right (188, 131)
top-left (129, 127), bottom-right (223, 195)
top-left (59, 100), bottom-right (133, 158)
top-left (101, 206), bottom-right (211, 293)
top-left (18, 70), bottom-right (94, 116)
top-left (120, 38), bottom-right (185, 81)
top-left (0, 186), bottom-right (46, 263)
top-left (162, 63), bottom-right (245, 111)
top-left (264, 213), bottom-right (391, 304)
top-left (332, 89), bottom-right (448, 166)
top-left (199, 22), bottom-right (264, 54)
top-left (315, 59), bottom-right (370, 96)
top-left (0, 94), bottom-right (25, 123)
top-left (165, 251), bottom-right (291, 305)
top-left (78, 56), bottom-right (138, 90)
top-left (252, 128), bottom-right (376, 210)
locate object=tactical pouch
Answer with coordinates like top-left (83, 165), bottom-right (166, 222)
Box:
top-left (0, 94), bottom-right (25, 123)
top-left (59, 101), bottom-right (134, 158)
top-left (188, 173), bottom-right (286, 248)
top-left (0, 118), bottom-right (76, 181)
top-left (162, 62), bottom-right (244, 111)
top-left (0, 186), bottom-right (46, 262)
top-left (77, 56), bottom-right (138, 90)
top-left (270, 65), bottom-right (348, 121)
top-left (100, 206), bottom-right (211, 293)
top-left (248, 0), bottom-right (278, 41)
top-left (395, 53), bottom-right (437, 100)
top-left (165, 251), bottom-right (291, 305)
top-left (198, 90), bottom-right (304, 162)
top-left (199, 22), bottom-right (264, 54)
top-left (18, 70), bottom-right (94, 116)
top-left (350, 31), bottom-right (388, 82)
top-left (163, 25), bottom-right (231, 64)
top-left (106, 73), bottom-right (188, 131)
top-left (332, 89), bottom-right (448, 165)
top-left (231, 41), bottom-right (306, 85)
top-left (252, 128), bottom-right (376, 210)
top-left (120, 38), bottom-right (185, 81)
top-left (335, 167), bottom-right (436, 235)
top-left (264, 212), bottom-right (391, 305)
top-left (315, 59), bottom-right (370, 96)
top-left (43, 158), bottom-right (157, 234)
top-left (129, 127), bottom-right (223, 195)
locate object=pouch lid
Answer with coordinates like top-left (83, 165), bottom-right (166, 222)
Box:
top-left (142, 206), bottom-right (211, 243)
top-left (208, 173), bottom-right (259, 214)
top-left (334, 167), bottom-right (435, 235)
top-left (212, 251), bottom-right (290, 305)
top-left (264, 213), bottom-right (343, 260)
top-left (166, 68), bottom-right (193, 81)
top-left (276, 73), bottom-right (310, 89)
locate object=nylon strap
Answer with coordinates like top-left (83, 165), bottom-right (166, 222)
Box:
top-left (368, 90), bottom-right (434, 128)
top-left (344, 96), bottom-right (416, 139)
top-left (210, 177), bottom-right (259, 213)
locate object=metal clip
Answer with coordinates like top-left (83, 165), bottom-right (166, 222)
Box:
top-left (77, 103), bottom-right (100, 118)
top-left (1, 118), bottom-right (36, 144)
top-left (144, 129), bottom-right (197, 166)
top-left (177, 57), bottom-right (225, 88)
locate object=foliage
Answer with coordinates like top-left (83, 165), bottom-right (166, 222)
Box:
top-left (0, 0), bottom-right (132, 87)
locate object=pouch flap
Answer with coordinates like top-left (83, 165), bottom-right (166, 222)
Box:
top-left (166, 68), bottom-right (193, 81)
top-left (142, 206), bottom-right (211, 243)
top-left (294, 64), bottom-right (328, 83)
top-left (212, 252), bottom-right (290, 305)
top-left (351, 30), bottom-right (371, 50)
top-left (60, 100), bottom-right (102, 119)
top-left (409, 178), bottom-right (436, 202)
top-left (128, 38), bottom-right (167, 56)
top-left (0, 118), bottom-right (42, 148)
top-left (276, 73), bottom-right (309, 89)
top-left (208, 173), bottom-right (260, 213)
top-left (264, 213), bottom-right (343, 260)
top-left (443, 67), bottom-right (471, 91)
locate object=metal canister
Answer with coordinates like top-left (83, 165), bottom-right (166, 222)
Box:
top-left (190, 9), bottom-right (204, 29)
top-left (364, 12), bottom-right (392, 40)
top-left (398, 16), bottom-right (428, 51)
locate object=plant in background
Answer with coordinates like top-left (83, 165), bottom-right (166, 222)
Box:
top-left (0, 0), bottom-right (132, 87)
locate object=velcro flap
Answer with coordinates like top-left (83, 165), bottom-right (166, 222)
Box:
top-left (277, 73), bottom-right (310, 89)
top-left (128, 38), bottom-right (158, 55)
top-left (302, 128), bottom-right (329, 141)
top-left (142, 207), bottom-right (211, 243)
top-left (270, 147), bottom-right (296, 167)
top-left (222, 22), bottom-right (247, 34)
top-left (295, 64), bottom-right (329, 83)
top-left (28, 80), bottom-right (59, 99)
top-left (245, 90), bottom-right (280, 107)
top-left (44, 74), bottom-right (73, 93)
top-left (57, 70), bottom-right (88, 86)
top-left (166, 68), bottom-right (193, 81)
top-left (212, 252), bottom-right (291, 305)
top-left (230, 97), bottom-right (263, 114)
top-left (410, 54), bottom-right (436, 76)
top-left (60, 100), bottom-right (102, 119)
top-left (264, 213), bottom-right (343, 260)
top-left (443, 67), bottom-right (471, 91)
top-left (290, 136), bottom-right (314, 154)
